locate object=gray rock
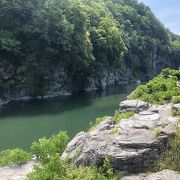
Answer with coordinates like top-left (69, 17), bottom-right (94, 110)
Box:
top-left (90, 117), bottom-right (115, 135)
top-left (119, 100), bottom-right (149, 113)
top-left (62, 104), bottom-right (177, 172)
top-left (122, 169), bottom-right (180, 180)
top-left (172, 104), bottom-right (180, 111)
top-left (0, 161), bottom-right (36, 180)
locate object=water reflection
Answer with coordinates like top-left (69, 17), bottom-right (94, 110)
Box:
top-left (0, 83), bottom-right (138, 150)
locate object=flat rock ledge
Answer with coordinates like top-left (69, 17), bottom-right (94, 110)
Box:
top-left (122, 169), bottom-right (180, 180)
top-left (62, 100), bottom-right (178, 172)
top-left (0, 161), bottom-right (36, 180)
top-left (119, 99), bottom-right (149, 113)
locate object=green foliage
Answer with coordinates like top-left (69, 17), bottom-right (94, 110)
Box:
top-left (155, 128), bottom-right (180, 171)
top-left (154, 129), bottom-right (161, 137)
top-left (101, 156), bottom-right (114, 178)
top-left (27, 154), bottom-right (108, 180)
top-left (27, 129), bottom-right (109, 179)
top-left (114, 110), bottom-right (134, 124)
top-left (160, 68), bottom-right (180, 80)
top-left (27, 155), bottom-right (68, 180)
top-left (31, 131), bottom-right (69, 163)
top-left (89, 116), bottom-right (109, 131)
top-left (172, 96), bottom-right (180, 104)
top-left (128, 68), bottom-right (180, 104)
top-left (172, 109), bottom-right (180, 117)
top-left (111, 128), bottom-right (119, 135)
top-left (0, 148), bottom-right (31, 166)
top-left (0, 0), bottom-right (179, 97)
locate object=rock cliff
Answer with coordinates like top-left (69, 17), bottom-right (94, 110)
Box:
top-left (62, 100), bottom-right (179, 172)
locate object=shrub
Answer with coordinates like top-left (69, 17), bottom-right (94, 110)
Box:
top-left (172, 96), bottom-right (180, 104)
top-left (0, 148), bottom-right (31, 166)
top-left (155, 128), bottom-right (180, 171)
top-left (160, 68), bottom-right (180, 80)
top-left (89, 116), bottom-right (109, 131)
top-left (101, 156), bottom-right (114, 178)
top-left (114, 111), bottom-right (134, 124)
top-left (27, 155), bottom-right (68, 180)
top-left (27, 155), bottom-right (108, 180)
top-left (31, 131), bottom-right (69, 163)
top-left (67, 166), bottom-right (108, 180)
top-left (128, 68), bottom-right (180, 104)
top-left (172, 109), bottom-right (180, 117)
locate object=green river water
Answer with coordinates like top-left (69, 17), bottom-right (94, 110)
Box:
top-left (0, 83), bottom-right (137, 151)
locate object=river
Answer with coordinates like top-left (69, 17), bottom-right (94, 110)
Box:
top-left (0, 83), bottom-right (138, 151)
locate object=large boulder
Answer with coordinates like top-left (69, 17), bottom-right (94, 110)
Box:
top-left (121, 169), bottom-right (180, 180)
top-left (61, 104), bottom-right (177, 172)
top-left (119, 100), bottom-right (149, 113)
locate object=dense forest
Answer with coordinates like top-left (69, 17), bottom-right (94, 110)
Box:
top-left (0, 0), bottom-right (180, 99)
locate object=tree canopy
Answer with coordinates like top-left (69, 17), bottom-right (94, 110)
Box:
top-left (0, 0), bottom-right (179, 97)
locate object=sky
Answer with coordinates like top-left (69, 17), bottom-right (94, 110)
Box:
top-left (138, 0), bottom-right (180, 35)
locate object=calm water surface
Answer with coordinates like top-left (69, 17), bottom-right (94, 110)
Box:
top-left (0, 84), bottom-right (137, 151)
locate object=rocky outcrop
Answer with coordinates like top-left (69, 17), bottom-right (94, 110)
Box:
top-left (122, 169), bottom-right (180, 180)
top-left (62, 101), bottom-right (178, 172)
top-left (172, 104), bottom-right (180, 111)
top-left (119, 99), bottom-right (149, 113)
top-left (0, 161), bottom-right (36, 180)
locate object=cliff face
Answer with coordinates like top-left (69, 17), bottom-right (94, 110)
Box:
top-left (0, 0), bottom-right (179, 99)
top-left (0, 53), bottom-right (173, 101)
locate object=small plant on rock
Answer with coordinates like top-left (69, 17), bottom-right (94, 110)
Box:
top-left (111, 128), bottom-right (119, 135)
top-left (114, 111), bottom-right (134, 124)
top-left (155, 128), bottom-right (180, 171)
top-left (0, 148), bottom-right (32, 166)
top-left (154, 129), bottom-right (161, 137)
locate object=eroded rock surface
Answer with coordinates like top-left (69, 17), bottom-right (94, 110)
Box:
top-left (172, 104), bottom-right (180, 111)
top-left (62, 101), bottom-right (178, 172)
top-left (119, 100), bottom-right (149, 113)
top-left (122, 169), bottom-right (180, 180)
top-left (0, 161), bottom-right (36, 180)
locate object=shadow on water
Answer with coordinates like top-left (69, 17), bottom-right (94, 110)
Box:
top-left (0, 84), bottom-right (134, 118)
top-left (0, 83), bottom-right (138, 151)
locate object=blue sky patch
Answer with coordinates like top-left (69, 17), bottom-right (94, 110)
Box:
top-left (139, 0), bottom-right (180, 35)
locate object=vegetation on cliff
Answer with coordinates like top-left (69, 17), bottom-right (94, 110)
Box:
top-left (155, 127), bottom-right (180, 171)
top-left (0, 0), bottom-right (180, 98)
top-left (0, 131), bottom-right (117, 179)
top-left (0, 148), bottom-right (31, 166)
top-left (128, 68), bottom-right (180, 104)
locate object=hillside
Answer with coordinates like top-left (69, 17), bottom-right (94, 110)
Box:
top-left (0, 0), bottom-right (180, 99)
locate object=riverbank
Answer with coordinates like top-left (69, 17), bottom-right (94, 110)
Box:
top-left (0, 81), bottom-right (140, 108)
top-left (0, 68), bottom-right (179, 179)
